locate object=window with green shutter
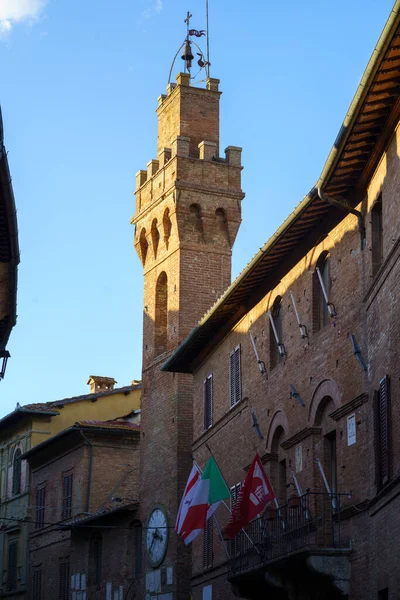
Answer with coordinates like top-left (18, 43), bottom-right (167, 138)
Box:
top-left (229, 346), bottom-right (241, 407)
top-left (7, 540), bottom-right (18, 591)
top-left (62, 473), bottom-right (73, 519)
top-left (203, 375), bottom-right (213, 430)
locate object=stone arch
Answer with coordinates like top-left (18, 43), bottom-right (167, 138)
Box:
top-left (155, 272), bottom-right (168, 355)
top-left (308, 379), bottom-right (341, 425)
top-left (215, 207), bottom-right (230, 245)
top-left (139, 228), bottom-right (148, 266)
top-left (266, 410), bottom-right (289, 453)
top-left (189, 203), bottom-right (205, 243)
top-left (163, 208), bottom-right (172, 248)
top-left (151, 218), bottom-right (160, 258)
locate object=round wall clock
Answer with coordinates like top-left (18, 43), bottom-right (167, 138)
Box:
top-left (146, 505), bottom-right (169, 567)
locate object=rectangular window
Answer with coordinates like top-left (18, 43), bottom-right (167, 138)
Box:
top-left (324, 431), bottom-right (337, 495)
top-left (229, 346), bottom-right (241, 407)
top-left (203, 375), bottom-right (213, 430)
top-left (62, 473), bottom-right (73, 520)
top-left (59, 560), bottom-right (69, 600)
top-left (374, 375), bottom-right (391, 489)
top-left (36, 486), bottom-right (45, 529)
top-left (7, 540), bottom-right (18, 591)
top-left (203, 516), bottom-right (213, 569)
top-left (33, 570), bottom-right (42, 600)
top-left (371, 196), bottom-right (383, 276)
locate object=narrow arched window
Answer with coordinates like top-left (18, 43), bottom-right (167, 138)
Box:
top-left (139, 228), bottom-right (148, 265)
top-left (151, 219), bottom-right (160, 258)
top-left (155, 272), bottom-right (168, 355)
top-left (12, 449), bottom-right (21, 496)
top-left (215, 208), bottom-right (230, 245)
top-left (269, 296), bottom-right (283, 370)
top-left (313, 252), bottom-right (330, 332)
top-left (189, 204), bottom-right (205, 243)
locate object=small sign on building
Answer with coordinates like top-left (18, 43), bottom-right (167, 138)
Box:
top-left (347, 414), bottom-right (356, 446)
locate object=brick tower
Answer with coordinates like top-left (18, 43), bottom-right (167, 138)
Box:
top-left (132, 72), bottom-right (244, 599)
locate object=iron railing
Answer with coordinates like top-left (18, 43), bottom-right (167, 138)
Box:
top-left (228, 492), bottom-right (350, 576)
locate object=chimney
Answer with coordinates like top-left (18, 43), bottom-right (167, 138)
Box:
top-left (87, 376), bottom-right (117, 394)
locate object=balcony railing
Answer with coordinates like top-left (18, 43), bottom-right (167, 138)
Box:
top-left (228, 492), bottom-right (350, 576)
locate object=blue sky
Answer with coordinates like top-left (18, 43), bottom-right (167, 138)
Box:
top-left (0, 0), bottom-right (395, 412)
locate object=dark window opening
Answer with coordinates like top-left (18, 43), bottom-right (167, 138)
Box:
top-left (162, 208), bottom-right (172, 248)
top-left (62, 473), bottom-right (73, 520)
top-left (372, 196), bottom-right (383, 276)
top-left (135, 525), bottom-right (142, 578)
top-left (229, 346), bottom-right (241, 407)
top-left (36, 486), bottom-right (45, 529)
top-left (139, 228), bottom-right (148, 265)
top-left (324, 430), bottom-right (337, 495)
top-left (203, 375), bottom-right (213, 430)
top-left (313, 252), bottom-right (330, 332)
top-left (155, 272), bottom-right (168, 355)
top-left (269, 297), bottom-right (283, 370)
top-left (59, 560), bottom-right (69, 600)
top-left (89, 534), bottom-right (102, 585)
top-left (278, 459), bottom-right (287, 505)
top-left (151, 218), bottom-right (160, 258)
top-left (7, 540), bottom-right (18, 591)
top-left (12, 449), bottom-right (21, 496)
top-left (378, 588), bottom-right (389, 600)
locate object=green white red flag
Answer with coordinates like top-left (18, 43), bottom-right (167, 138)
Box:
top-left (176, 457), bottom-right (230, 545)
top-left (224, 453), bottom-right (275, 539)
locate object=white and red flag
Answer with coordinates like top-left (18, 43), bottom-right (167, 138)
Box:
top-left (176, 457), bottom-right (230, 545)
top-left (224, 453), bottom-right (275, 539)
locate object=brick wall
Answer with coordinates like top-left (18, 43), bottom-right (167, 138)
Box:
top-left (189, 122), bottom-right (400, 599)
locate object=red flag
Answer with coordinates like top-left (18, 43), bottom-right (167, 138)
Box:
top-left (224, 454), bottom-right (275, 539)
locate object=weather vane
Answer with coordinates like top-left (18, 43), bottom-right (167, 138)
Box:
top-left (168, 8), bottom-right (211, 84)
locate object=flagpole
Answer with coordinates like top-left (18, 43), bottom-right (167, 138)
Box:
top-left (205, 0), bottom-right (210, 78)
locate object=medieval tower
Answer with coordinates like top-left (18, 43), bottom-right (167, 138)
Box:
top-left (132, 71), bottom-right (244, 599)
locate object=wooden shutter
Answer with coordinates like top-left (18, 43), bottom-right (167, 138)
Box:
top-left (12, 449), bottom-right (21, 495)
top-left (203, 375), bottom-right (213, 430)
top-left (59, 560), bottom-right (69, 600)
top-left (36, 487), bottom-right (45, 529)
top-left (7, 540), bottom-right (18, 591)
top-left (203, 516), bottom-right (213, 569)
top-left (62, 474), bottom-right (73, 519)
top-left (379, 375), bottom-right (391, 485)
top-left (33, 570), bottom-right (42, 600)
top-left (230, 346), bottom-right (241, 407)
top-left (373, 389), bottom-right (382, 489)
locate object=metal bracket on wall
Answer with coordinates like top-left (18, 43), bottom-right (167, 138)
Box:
top-left (350, 334), bottom-right (368, 372)
top-left (290, 384), bottom-right (305, 407)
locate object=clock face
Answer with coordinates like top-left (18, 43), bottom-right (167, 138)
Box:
top-left (146, 506), bottom-right (168, 567)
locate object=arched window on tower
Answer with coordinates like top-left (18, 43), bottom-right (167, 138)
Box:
top-left (151, 219), bottom-right (160, 258)
top-left (189, 204), bottom-right (205, 243)
top-left (215, 208), bottom-right (230, 245)
top-left (139, 228), bottom-right (148, 266)
top-left (163, 208), bottom-right (172, 248)
top-left (12, 448), bottom-right (21, 496)
top-left (155, 272), bottom-right (168, 355)
top-left (313, 252), bottom-right (330, 332)
top-left (269, 296), bottom-right (283, 370)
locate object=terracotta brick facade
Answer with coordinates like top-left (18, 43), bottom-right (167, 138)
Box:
top-left (25, 424), bottom-right (140, 599)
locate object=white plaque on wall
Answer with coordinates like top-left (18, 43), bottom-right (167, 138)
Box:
top-left (295, 445), bottom-right (302, 473)
top-left (347, 414), bottom-right (356, 446)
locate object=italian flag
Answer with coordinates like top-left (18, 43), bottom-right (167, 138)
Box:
top-left (177, 457), bottom-right (230, 545)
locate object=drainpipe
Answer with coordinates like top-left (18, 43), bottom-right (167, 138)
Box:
top-left (317, 186), bottom-right (365, 242)
top-left (80, 431), bottom-right (93, 513)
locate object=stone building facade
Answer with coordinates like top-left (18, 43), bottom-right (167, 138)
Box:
top-left (22, 420), bottom-right (141, 600)
top-left (162, 4), bottom-right (400, 600)
top-left (132, 72), bottom-right (244, 600)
